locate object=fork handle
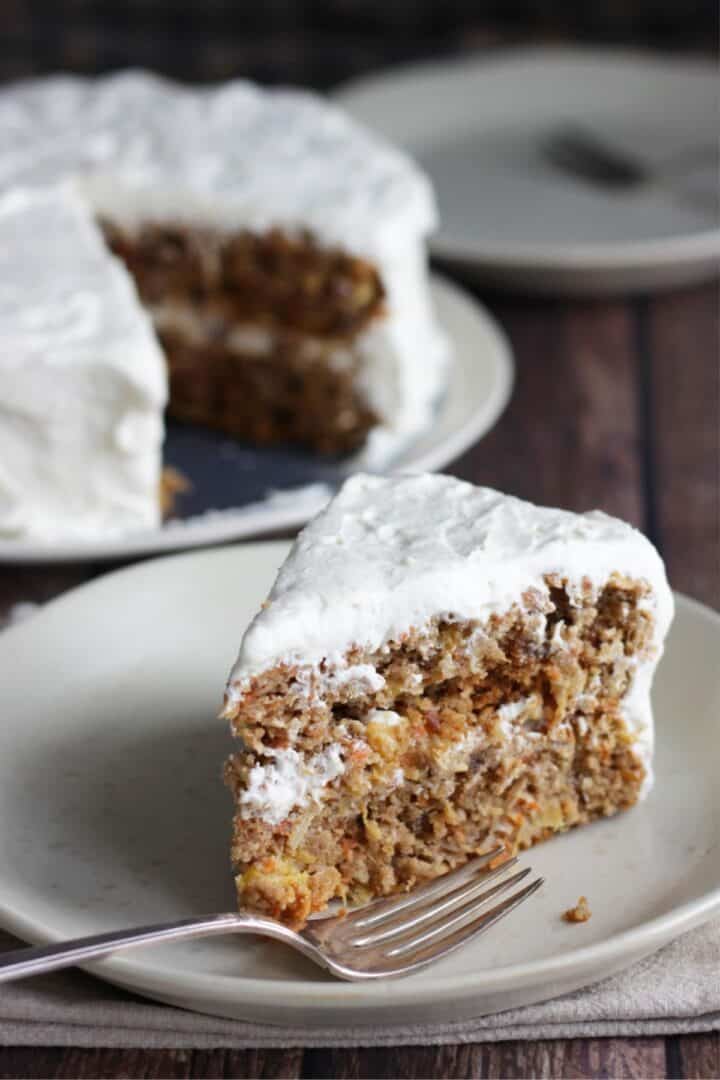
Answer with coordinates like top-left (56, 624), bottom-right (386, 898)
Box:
top-left (0, 912), bottom-right (306, 983)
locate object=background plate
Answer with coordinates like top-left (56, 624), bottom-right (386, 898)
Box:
top-left (335, 47), bottom-right (720, 295)
top-left (0, 274), bottom-right (513, 565)
top-left (0, 542), bottom-right (718, 1026)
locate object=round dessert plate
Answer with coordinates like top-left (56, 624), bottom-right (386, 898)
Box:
top-left (0, 274), bottom-right (513, 565)
top-left (334, 47), bottom-right (720, 294)
top-left (0, 542), bottom-right (718, 1027)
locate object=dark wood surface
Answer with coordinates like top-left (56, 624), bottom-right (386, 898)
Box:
top-left (1, 2), bottom-right (716, 87)
top-left (0, 279), bottom-right (717, 1077)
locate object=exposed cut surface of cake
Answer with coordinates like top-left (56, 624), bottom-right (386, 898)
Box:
top-left (222, 473), bottom-right (673, 927)
top-left (0, 186), bottom-right (166, 541)
top-left (0, 73), bottom-right (447, 522)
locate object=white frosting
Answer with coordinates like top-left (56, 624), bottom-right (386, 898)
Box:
top-left (350, 243), bottom-right (448, 467)
top-left (496, 697), bottom-right (534, 736)
top-left (0, 186), bottom-right (167, 541)
top-left (227, 473), bottom-right (674, 791)
top-left (0, 72), bottom-right (449, 474)
top-left (618, 657), bottom-right (656, 794)
top-left (324, 665), bottom-right (387, 694)
top-left (0, 72), bottom-right (434, 255)
top-left (365, 708), bottom-right (403, 726)
top-left (230, 473), bottom-right (674, 678)
top-left (434, 727), bottom-right (487, 773)
top-left (239, 745), bottom-right (345, 826)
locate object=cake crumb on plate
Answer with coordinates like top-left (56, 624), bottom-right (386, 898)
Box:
top-left (563, 896), bottom-right (592, 923)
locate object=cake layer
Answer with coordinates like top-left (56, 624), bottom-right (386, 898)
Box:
top-left (0, 186), bottom-right (167, 542)
top-left (103, 221), bottom-right (385, 452)
top-left (103, 223), bottom-right (386, 339)
top-left (226, 575), bottom-right (655, 927)
top-left (159, 324), bottom-right (378, 454)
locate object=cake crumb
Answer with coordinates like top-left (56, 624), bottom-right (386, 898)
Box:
top-left (487, 848), bottom-right (513, 871)
top-left (159, 466), bottom-right (192, 517)
top-left (563, 896), bottom-right (591, 923)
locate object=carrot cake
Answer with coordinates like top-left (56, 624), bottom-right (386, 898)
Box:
top-left (0, 72), bottom-right (448, 542)
top-left (222, 473), bottom-right (674, 927)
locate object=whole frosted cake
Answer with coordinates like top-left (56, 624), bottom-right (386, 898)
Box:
top-left (222, 473), bottom-right (673, 927)
top-left (0, 73), bottom-right (448, 542)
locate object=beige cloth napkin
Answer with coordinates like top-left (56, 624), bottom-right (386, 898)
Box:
top-left (0, 922), bottom-right (718, 1048)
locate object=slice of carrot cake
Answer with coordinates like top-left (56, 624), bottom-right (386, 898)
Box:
top-left (222, 473), bottom-right (673, 927)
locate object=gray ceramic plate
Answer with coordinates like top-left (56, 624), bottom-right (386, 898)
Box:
top-left (0, 542), bottom-right (718, 1026)
top-left (335, 48), bottom-right (719, 294)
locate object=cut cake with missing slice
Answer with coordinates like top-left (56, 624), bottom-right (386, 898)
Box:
top-left (221, 473), bottom-right (673, 928)
top-left (1, 72), bottom-right (448, 477)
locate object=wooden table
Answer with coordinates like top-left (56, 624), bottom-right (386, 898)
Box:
top-left (0, 279), bottom-right (717, 1079)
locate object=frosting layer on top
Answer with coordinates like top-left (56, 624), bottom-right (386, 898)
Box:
top-left (0, 71), bottom-right (436, 259)
top-left (228, 472), bottom-right (674, 688)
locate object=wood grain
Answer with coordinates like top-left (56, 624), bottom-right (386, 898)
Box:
top-left (303, 1044), bottom-right (489, 1078)
top-left (482, 1036), bottom-right (668, 1078)
top-left (672, 1034), bottom-right (720, 1079)
top-left (0, 566), bottom-right (97, 617)
top-left (301, 1037), bottom-right (672, 1079)
top-left (5, 1037), bottom-right (714, 1078)
top-left (0, 1047), bottom-right (305, 1079)
top-left (0, 1048), bottom-right (189, 1079)
top-left (643, 284), bottom-right (720, 609)
top-left (455, 294), bottom-right (644, 526)
top-left (218, 1048), bottom-right (304, 1078)
top-left (1, 1), bottom-right (713, 88)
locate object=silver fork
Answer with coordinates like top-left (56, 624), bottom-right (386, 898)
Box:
top-left (0, 849), bottom-right (542, 982)
top-left (542, 125), bottom-right (718, 216)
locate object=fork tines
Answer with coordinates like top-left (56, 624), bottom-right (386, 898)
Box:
top-left (312, 847), bottom-right (544, 976)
